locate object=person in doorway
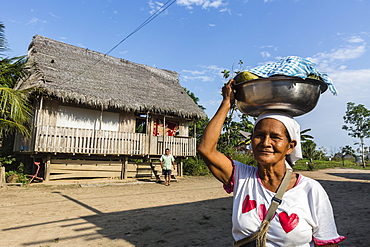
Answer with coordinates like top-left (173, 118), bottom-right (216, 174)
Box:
top-left (160, 148), bottom-right (175, 186)
top-left (197, 79), bottom-right (345, 246)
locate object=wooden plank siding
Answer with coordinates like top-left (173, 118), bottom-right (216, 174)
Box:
top-left (33, 125), bottom-right (196, 156)
top-left (49, 159), bottom-right (137, 180)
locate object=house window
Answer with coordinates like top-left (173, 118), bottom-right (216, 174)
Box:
top-left (153, 119), bottom-right (179, 136)
top-left (135, 118), bottom-right (147, 133)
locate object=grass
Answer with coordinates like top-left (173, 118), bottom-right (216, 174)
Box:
top-left (294, 158), bottom-right (370, 171)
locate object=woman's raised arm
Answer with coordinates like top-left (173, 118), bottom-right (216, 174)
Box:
top-left (197, 79), bottom-right (235, 185)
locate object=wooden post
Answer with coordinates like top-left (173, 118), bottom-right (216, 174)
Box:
top-left (178, 158), bottom-right (183, 177)
top-left (0, 166), bottom-right (6, 187)
top-left (121, 156), bottom-right (128, 179)
top-left (146, 112), bottom-right (150, 155)
top-left (194, 120), bottom-right (196, 138)
top-left (44, 154), bottom-right (51, 181)
top-left (163, 116), bottom-right (166, 154)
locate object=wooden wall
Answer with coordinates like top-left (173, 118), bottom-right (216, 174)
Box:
top-left (14, 98), bottom-right (194, 156)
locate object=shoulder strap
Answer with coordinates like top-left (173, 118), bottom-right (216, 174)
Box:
top-left (264, 168), bottom-right (293, 222)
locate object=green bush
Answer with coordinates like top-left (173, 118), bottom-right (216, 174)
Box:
top-left (1, 155), bottom-right (30, 184)
top-left (183, 151), bottom-right (257, 176)
top-left (5, 169), bottom-right (29, 184)
top-left (183, 155), bottom-right (210, 176)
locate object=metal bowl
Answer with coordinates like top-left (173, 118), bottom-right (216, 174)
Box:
top-left (234, 76), bottom-right (328, 117)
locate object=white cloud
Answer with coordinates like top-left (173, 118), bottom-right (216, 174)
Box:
top-left (308, 36), bottom-right (367, 73)
top-left (306, 35), bottom-right (370, 100)
top-left (181, 64), bottom-right (226, 82)
top-left (28, 17), bottom-right (47, 25)
top-left (261, 51), bottom-right (271, 58)
top-left (182, 75), bottom-right (214, 82)
top-left (347, 36), bottom-right (364, 43)
top-left (148, 0), bottom-right (167, 15)
top-left (177, 0), bottom-right (229, 10)
top-left (209, 23), bottom-right (216, 27)
top-left (182, 69), bottom-right (206, 75)
top-left (49, 13), bottom-right (60, 19)
top-left (206, 64), bottom-right (224, 73)
top-left (330, 69), bottom-right (370, 100)
top-left (316, 45), bottom-right (366, 61)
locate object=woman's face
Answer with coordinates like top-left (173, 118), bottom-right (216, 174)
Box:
top-left (251, 118), bottom-right (296, 166)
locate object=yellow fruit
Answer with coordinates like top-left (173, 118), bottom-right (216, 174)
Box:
top-left (234, 71), bottom-right (259, 83)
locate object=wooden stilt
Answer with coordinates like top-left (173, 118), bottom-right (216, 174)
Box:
top-left (121, 156), bottom-right (128, 179)
top-left (44, 154), bottom-right (51, 181)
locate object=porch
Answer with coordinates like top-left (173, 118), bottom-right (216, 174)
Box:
top-left (30, 125), bottom-right (196, 157)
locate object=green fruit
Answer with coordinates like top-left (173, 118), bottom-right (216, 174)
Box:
top-left (234, 71), bottom-right (259, 83)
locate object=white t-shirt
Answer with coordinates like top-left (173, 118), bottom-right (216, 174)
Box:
top-left (160, 154), bottom-right (174, 170)
top-left (226, 161), bottom-right (345, 247)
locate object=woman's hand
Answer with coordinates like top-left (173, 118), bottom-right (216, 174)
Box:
top-left (222, 79), bottom-right (236, 106)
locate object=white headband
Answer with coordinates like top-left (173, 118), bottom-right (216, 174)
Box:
top-left (254, 111), bottom-right (302, 165)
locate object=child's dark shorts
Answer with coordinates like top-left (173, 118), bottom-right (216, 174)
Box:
top-left (162, 169), bottom-right (172, 175)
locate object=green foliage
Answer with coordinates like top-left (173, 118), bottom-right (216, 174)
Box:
top-left (294, 158), bottom-right (370, 171)
top-left (342, 102), bottom-right (370, 168)
top-left (183, 87), bottom-right (210, 142)
top-left (301, 140), bottom-right (328, 170)
top-left (5, 170), bottom-right (29, 184)
top-left (183, 88), bottom-right (206, 111)
top-left (300, 128), bottom-right (314, 142)
top-left (221, 60), bottom-right (244, 80)
top-left (0, 155), bottom-right (16, 166)
top-left (218, 113), bottom-right (254, 153)
top-left (183, 152), bottom-right (257, 176)
top-left (0, 22), bottom-right (32, 138)
top-left (342, 102), bottom-right (370, 139)
top-left (340, 145), bottom-right (356, 157)
top-left (183, 155), bottom-right (210, 176)
top-left (4, 161), bottom-right (30, 184)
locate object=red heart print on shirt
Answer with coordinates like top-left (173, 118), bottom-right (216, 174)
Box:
top-left (258, 204), bottom-right (267, 221)
top-left (279, 212), bottom-right (299, 233)
top-left (242, 195), bottom-right (257, 213)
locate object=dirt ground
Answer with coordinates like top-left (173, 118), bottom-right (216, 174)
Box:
top-left (1, 167), bottom-right (370, 247)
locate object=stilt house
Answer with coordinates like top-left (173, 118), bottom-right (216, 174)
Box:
top-left (14, 35), bottom-right (206, 181)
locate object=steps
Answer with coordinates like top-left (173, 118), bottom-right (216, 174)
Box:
top-left (135, 158), bottom-right (178, 183)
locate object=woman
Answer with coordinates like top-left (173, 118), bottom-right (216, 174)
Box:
top-left (197, 79), bottom-right (345, 246)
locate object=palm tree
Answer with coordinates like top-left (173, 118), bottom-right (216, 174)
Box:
top-left (0, 23), bottom-right (31, 140)
top-left (301, 140), bottom-right (317, 170)
top-left (301, 128), bottom-right (314, 142)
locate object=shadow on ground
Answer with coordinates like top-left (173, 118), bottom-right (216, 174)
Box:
top-left (326, 172), bottom-right (370, 181)
top-left (316, 179), bottom-right (370, 247)
top-left (3, 193), bottom-right (233, 247)
top-left (3, 175), bottom-right (369, 246)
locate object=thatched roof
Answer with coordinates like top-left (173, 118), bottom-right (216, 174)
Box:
top-left (16, 35), bottom-right (206, 119)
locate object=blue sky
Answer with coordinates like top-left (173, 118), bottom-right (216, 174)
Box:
top-left (1, 0), bottom-right (370, 154)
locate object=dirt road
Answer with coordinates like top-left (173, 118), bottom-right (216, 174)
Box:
top-left (1, 168), bottom-right (369, 247)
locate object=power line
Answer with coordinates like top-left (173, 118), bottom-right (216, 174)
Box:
top-left (105, 0), bottom-right (176, 56)
top-left (75, 0), bottom-right (177, 79)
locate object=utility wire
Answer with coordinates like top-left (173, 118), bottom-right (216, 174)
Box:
top-left (74, 0), bottom-right (176, 79)
top-left (105, 0), bottom-right (176, 56)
